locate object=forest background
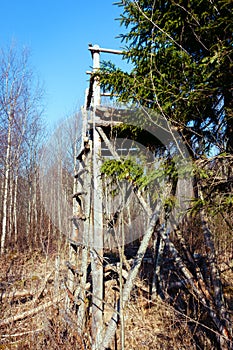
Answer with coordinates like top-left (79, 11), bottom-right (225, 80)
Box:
top-left (0, 1), bottom-right (232, 349)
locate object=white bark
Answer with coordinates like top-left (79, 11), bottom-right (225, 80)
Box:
top-left (100, 203), bottom-right (161, 350)
top-left (13, 172), bottom-right (18, 244)
top-left (1, 110), bottom-right (13, 254)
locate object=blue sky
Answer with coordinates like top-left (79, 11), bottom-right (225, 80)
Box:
top-left (0, 1), bottom-right (128, 128)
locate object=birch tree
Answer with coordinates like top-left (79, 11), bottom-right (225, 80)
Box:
top-left (0, 45), bottom-right (44, 253)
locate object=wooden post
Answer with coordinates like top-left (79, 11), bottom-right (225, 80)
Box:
top-left (91, 45), bottom-right (104, 348)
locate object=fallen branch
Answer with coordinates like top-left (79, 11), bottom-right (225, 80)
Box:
top-left (1, 271), bottom-right (54, 304)
top-left (1, 328), bottom-right (43, 338)
top-left (160, 228), bottom-right (232, 346)
top-left (0, 297), bottom-right (63, 328)
top-left (1, 289), bottom-right (33, 302)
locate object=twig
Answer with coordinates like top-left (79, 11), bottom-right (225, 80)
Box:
top-left (34, 270), bottom-right (54, 302)
top-left (1, 328), bottom-right (43, 338)
top-left (1, 289), bottom-right (33, 302)
top-left (0, 297), bottom-right (63, 328)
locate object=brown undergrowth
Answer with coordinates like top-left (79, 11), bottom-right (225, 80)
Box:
top-left (0, 250), bottom-right (194, 349)
top-left (0, 248), bottom-right (232, 349)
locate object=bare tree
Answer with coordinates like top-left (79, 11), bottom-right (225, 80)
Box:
top-left (0, 45), bottom-right (44, 254)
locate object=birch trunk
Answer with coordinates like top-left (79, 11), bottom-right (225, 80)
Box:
top-left (13, 172), bottom-right (18, 245)
top-left (100, 203), bottom-right (161, 350)
top-left (1, 109), bottom-right (13, 254)
top-left (31, 163), bottom-right (38, 247)
top-left (8, 170), bottom-right (14, 244)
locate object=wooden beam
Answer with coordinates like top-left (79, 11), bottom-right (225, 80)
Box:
top-left (88, 120), bottom-right (123, 127)
top-left (88, 44), bottom-right (123, 55)
top-left (91, 45), bottom-right (104, 347)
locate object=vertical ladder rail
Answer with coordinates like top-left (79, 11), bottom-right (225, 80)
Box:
top-left (91, 45), bottom-right (104, 348)
top-left (76, 89), bottom-right (92, 331)
top-left (70, 44), bottom-right (123, 346)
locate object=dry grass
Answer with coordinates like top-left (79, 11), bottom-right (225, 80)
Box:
top-left (120, 297), bottom-right (195, 350)
top-left (0, 248), bottom-right (232, 349)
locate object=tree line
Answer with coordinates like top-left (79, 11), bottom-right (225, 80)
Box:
top-left (0, 1), bottom-right (233, 348)
top-left (0, 45), bottom-right (74, 255)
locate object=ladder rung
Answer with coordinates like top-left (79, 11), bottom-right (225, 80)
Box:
top-left (70, 214), bottom-right (86, 221)
top-left (77, 144), bottom-right (90, 161)
top-left (68, 238), bottom-right (84, 247)
top-left (88, 120), bottom-right (122, 127)
top-left (74, 168), bottom-right (87, 178)
top-left (72, 191), bottom-right (87, 198)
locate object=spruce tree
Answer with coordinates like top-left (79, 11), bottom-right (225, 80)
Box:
top-left (100, 0), bottom-right (233, 156)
